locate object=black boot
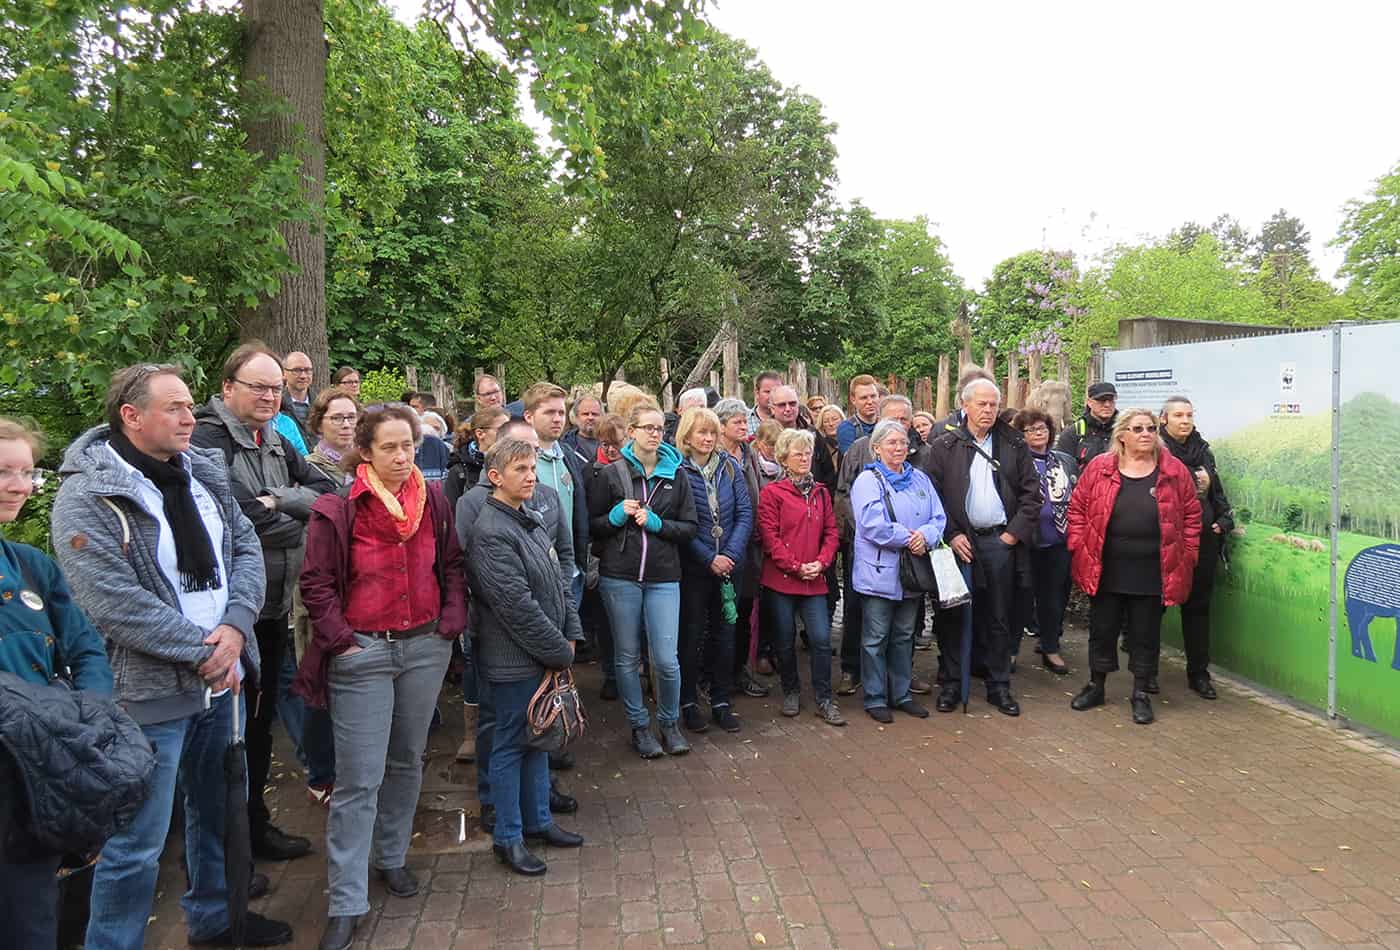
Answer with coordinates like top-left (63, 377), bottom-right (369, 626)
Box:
top-left (1131, 690), bottom-right (1154, 724)
top-left (494, 841), bottom-right (547, 876)
top-left (317, 916), bottom-right (359, 950)
top-left (1070, 682), bottom-right (1106, 711)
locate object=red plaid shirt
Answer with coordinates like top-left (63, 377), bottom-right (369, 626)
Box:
top-left (343, 489), bottom-right (442, 632)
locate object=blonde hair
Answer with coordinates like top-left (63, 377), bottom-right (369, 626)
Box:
top-left (0, 416), bottom-right (44, 459)
top-left (774, 427), bottom-right (815, 466)
top-left (676, 407), bottom-right (720, 454)
top-left (753, 418), bottom-right (783, 449)
top-left (608, 385), bottom-right (658, 422)
top-left (627, 402), bottom-right (665, 429)
top-left (817, 404), bottom-right (845, 432)
top-left (1111, 408), bottom-right (1161, 461)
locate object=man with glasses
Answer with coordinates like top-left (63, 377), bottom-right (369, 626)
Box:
top-left (1057, 381), bottom-right (1119, 466)
top-left (193, 343), bottom-right (335, 863)
top-left (475, 374), bottom-right (505, 410)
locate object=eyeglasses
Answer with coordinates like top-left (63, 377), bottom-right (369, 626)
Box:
top-left (232, 379), bottom-right (284, 398)
top-left (1022, 424), bottom-right (1050, 434)
top-left (477, 388), bottom-right (502, 399)
top-left (632, 424), bottom-right (664, 435)
top-left (326, 413), bottom-right (357, 425)
top-left (1129, 423), bottom-right (1158, 434)
top-left (879, 440), bottom-right (909, 448)
top-left (773, 401), bottom-right (799, 409)
top-left (286, 367), bottom-right (313, 375)
top-left (0, 468), bottom-right (50, 491)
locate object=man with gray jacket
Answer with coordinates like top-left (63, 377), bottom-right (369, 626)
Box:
top-left (53, 364), bottom-right (292, 948)
top-left (191, 342), bottom-right (335, 862)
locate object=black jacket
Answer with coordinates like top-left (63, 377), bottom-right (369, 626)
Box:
top-left (468, 497), bottom-right (582, 683)
top-left (1055, 410), bottom-right (1117, 467)
top-left (921, 419), bottom-right (1042, 547)
top-left (0, 672), bottom-right (155, 861)
top-left (1163, 429), bottom-right (1235, 533)
top-left (587, 448), bottom-right (698, 584)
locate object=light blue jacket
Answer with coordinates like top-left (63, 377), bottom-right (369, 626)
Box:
top-left (850, 466), bottom-right (946, 601)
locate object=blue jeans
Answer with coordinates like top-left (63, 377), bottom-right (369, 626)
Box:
top-left (87, 691), bottom-right (244, 950)
top-left (488, 676), bottom-right (553, 847)
top-left (475, 671), bottom-right (494, 804)
top-left (764, 589), bottom-right (833, 704)
top-left (460, 634), bottom-right (479, 706)
top-left (277, 647), bottom-right (335, 786)
top-left (598, 577), bottom-right (681, 728)
top-left (860, 594), bottom-right (919, 709)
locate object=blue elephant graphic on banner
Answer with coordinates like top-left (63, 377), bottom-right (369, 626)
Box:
top-left (1345, 544), bottom-right (1400, 670)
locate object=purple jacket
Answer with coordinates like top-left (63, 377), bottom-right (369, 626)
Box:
top-left (850, 466), bottom-right (947, 601)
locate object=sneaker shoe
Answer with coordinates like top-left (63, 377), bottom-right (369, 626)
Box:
top-left (681, 703), bottom-right (709, 734)
top-left (740, 670), bottom-right (770, 698)
top-left (660, 722), bottom-right (691, 755)
top-left (815, 700), bottom-right (847, 726)
top-left (711, 705), bottom-right (742, 733)
top-left (632, 727), bottom-right (664, 759)
top-left (836, 672), bottom-right (860, 696)
top-left (781, 692), bottom-right (800, 717)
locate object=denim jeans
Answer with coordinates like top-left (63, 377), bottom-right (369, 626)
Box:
top-left (860, 594), bottom-right (919, 709)
top-left (764, 589), bottom-right (833, 704)
top-left (475, 671), bottom-right (495, 804)
top-left (1030, 544), bottom-right (1071, 656)
top-left (488, 676), bottom-right (553, 847)
top-left (87, 691), bottom-right (244, 950)
top-left (325, 632), bottom-right (452, 917)
top-left (598, 577), bottom-right (681, 728)
top-left (679, 570), bottom-right (736, 710)
top-left (1, 856), bottom-right (58, 949)
top-left (277, 646), bottom-right (335, 787)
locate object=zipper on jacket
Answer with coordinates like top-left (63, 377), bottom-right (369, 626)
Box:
top-left (637, 476), bottom-right (656, 583)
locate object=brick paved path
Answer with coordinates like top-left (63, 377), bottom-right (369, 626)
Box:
top-left (147, 621), bottom-right (1400, 949)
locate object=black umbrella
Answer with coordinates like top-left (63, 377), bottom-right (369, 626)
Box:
top-left (224, 690), bottom-right (250, 946)
top-left (958, 561), bottom-right (973, 713)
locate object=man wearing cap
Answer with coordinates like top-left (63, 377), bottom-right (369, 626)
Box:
top-left (1056, 382), bottom-right (1119, 466)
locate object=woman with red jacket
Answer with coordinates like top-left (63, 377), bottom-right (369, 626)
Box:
top-left (293, 403), bottom-right (468, 950)
top-left (757, 428), bottom-right (842, 725)
top-left (1067, 408), bottom-right (1201, 725)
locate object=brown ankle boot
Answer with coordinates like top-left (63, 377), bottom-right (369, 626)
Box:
top-left (456, 704), bottom-right (477, 763)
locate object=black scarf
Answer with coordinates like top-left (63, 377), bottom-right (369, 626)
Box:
top-left (1164, 428), bottom-right (1210, 468)
top-left (108, 428), bottom-right (223, 592)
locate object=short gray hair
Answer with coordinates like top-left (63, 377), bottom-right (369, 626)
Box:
top-left (677, 387), bottom-right (707, 410)
top-left (1160, 394), bottom-right (1193, 415)
top-left (774, 427), bottom-right (815, 464)
top-left (878, 394), bottom-right (912, 417)
top-left (714, 397), bottom-right (748, 424)
top-left (960, 378), bottom-right (1001, 405)
top-left (870, 419), bottom-right (909, 449)
top-left (486, 436), bottom-right (536, 477)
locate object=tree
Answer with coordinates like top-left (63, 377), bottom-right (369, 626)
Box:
top-left (1335, 160), bottom-right (1400, 321)
top-left (976, 250), bottom-right (1083, 354)
top-left (1253, 207), bottom-right (1311, 268)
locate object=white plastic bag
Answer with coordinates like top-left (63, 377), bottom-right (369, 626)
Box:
top-left (930, 546), bottom-right (971, 609)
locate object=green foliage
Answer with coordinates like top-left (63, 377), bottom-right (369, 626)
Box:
top-left (1282, 503), bottom-right (1305, 534)
top-left (976, 250), bottom-right (1082, 355)
top-left (357, 368), bottom-right (409, 405)
top-left (1335, 160), bottom-right (1400, 320)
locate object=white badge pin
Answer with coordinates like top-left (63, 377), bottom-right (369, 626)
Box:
top-left (19, 589), bottom-right (44, 611)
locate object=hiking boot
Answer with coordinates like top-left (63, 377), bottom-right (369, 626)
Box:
top-left (632, 727), bottom-right (663, 759)
top-left (660, 722), bottom-right (691, 755)
top-left (1071, 682), bottom-right (1105, 711)
top-left (815, 700), bottom-right (847, 726)
top-left (781, 692), bottom-right (800, 717)
top-left (712, 704), bottom-right (742, 733)
top-left (681, 703), bottom-right (709, 734)
top-left (836, 672), bottom-right (860, 696)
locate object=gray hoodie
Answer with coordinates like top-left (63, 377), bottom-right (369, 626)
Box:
top-left (52, 426), bottom-right (267, 725)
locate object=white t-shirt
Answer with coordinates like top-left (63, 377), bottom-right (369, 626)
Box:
top-left (107, 444), bottom-right (241, 692)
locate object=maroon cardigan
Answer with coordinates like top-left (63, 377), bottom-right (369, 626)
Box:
top-left (291, 481), bottom-right (468, 709)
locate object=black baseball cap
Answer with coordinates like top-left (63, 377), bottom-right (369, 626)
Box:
top-left (1088, 382), bottom-right (1118, 400)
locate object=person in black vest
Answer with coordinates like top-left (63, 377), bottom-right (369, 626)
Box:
top-left (1055, 381), bottom-right (1119, 466)
top-left (922, 380), bottom-right (1040, 717)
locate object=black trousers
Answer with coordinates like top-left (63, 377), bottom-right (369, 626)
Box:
top-left (839, 542), bottom-right (863, 677)
top-left (582, 586), bottom-right (614, 682)
top-left (1089, 591), bottom-right (1162, 679)
top-left (943, 533), bottom-right (1015, 690)
top-left (1179, 531), bottom-right (1221, 677)
top-left (0, 856), bottom-right (58, 950)
top-left (679, 570), bottom-right (736, 709)
top-left (247, 615), bottom-right (288, 836)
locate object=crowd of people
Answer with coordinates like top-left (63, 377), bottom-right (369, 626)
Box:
top-left (0, 350), bottom-right (1236, 950)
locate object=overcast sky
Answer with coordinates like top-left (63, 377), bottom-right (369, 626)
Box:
top-left (391, 1), bottom-right (1400, 288)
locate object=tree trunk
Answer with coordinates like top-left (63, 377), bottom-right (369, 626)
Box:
top-left (240, 0), bottom-right (328, 380)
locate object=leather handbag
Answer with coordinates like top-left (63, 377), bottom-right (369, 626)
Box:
top-left (874, 472), bottom-right (939, 595)
top-left (527, 668), bottom-right (588, 752)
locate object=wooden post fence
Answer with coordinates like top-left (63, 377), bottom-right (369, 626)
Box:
top-left (659, 357), bottom-right (674, 412)
top-left (935, 354), bottom-right (950, 419)
top-left (914, 377), bottom-right (934, 413)
top-left (1007, 352), bottom-right (1021, 409)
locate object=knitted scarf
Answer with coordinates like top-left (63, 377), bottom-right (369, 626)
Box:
top-left (355, 463), bottom-right (427, 540)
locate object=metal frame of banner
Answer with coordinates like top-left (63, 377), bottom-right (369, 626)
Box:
top-left (1327, 322), bottom-right (1344, 720)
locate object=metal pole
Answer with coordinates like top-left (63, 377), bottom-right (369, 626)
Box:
top-left (1327, 323), bottom-right (1342, 719)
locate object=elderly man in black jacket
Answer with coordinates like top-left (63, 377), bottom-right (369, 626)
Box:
top-left (468, 436), bottom-right (584, 877)
top-left (922, 379), bottom-right (1041, 717)
top-left (191, 342), bottom-right (335, 862)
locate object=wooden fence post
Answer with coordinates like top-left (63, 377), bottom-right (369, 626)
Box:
top-left (983, 347), bottom-right (995, 376)
top-left (659, 358), bottom-right (674, 412)
top-left (818, 366), bottom-right (836, 405)
top-left (1028, 351), bottom-right (1042, 394)
top-left (936, 354), bottom-right (950, 419)
top-left (1087, 344), bottom-right (1102, 402)
top-left (722, 334), bottom-right (740, 399)
top-left (914, 377), bottom-right (933, 413)
top-left (709, 370), bottom-right (720, 392)
top-left (1007, 352), bottom-right (1021, 409)
top-left (1056, 352), bottom-right (1070, 382)
top-left (788, 360), bottom-right (808, 402)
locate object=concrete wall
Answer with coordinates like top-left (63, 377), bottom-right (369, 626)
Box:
top-left (1116, 317), bottom-right (1288, 350)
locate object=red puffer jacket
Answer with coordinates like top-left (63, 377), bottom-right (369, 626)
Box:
top-left (1067, 450), bottom-right (1202, 605)
top-left (757, 479), bottom-right (839, 596)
